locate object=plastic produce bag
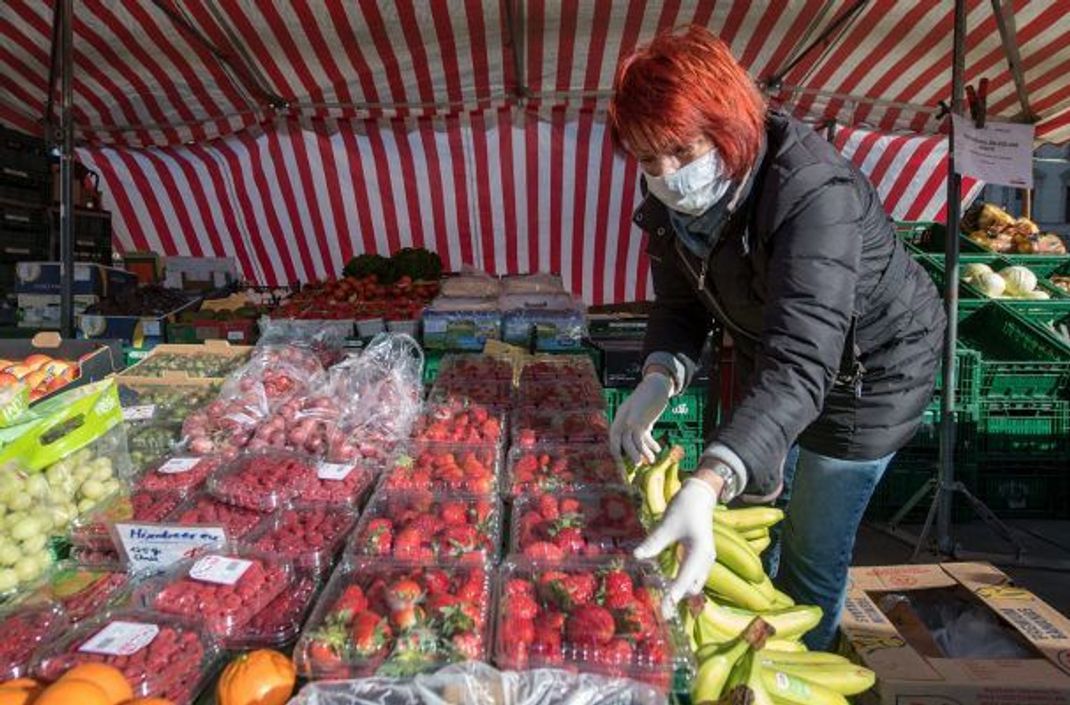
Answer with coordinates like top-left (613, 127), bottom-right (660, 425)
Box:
top-left (0, 463), bottom-right (64, 596)
top-left (288, 662), bottom-right (664, 705)
top-left (501, 273), bottom-right (565, 295)
top-left (220, 344), bottom-right (326, 414)
top-left (257, 317), bottom-right (351, 367)
top-left (440, 269), bottom-right (502, 298)
top-left (118, 381), bottom-right (220, 470)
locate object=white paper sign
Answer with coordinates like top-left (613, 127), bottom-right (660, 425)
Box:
top-left (143, 320), bottom-right (162, 337)
top-left (189, 555), bottom-right (252, 586)
top-left (952, 114), bottom-right (1035, 188)
top-left (317, 461), bottom-right (356, 481)
top-left (122, 405), bottom-right (156, 422)
top-left (157, 457), bottom-right (201, 474)
top-left (114, 523), bottom-right (227, 573)
top-left (79, 621), bottom-right (160, 656)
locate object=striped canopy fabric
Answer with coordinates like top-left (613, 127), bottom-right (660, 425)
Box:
top-left (0, 1), bottom-right (1061, 300)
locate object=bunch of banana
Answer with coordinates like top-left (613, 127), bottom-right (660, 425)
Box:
top-left (692, 617), bottom-right (876, 705)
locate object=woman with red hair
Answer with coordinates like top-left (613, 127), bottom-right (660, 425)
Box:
top-left (608, 26), bottom-right (944, 650)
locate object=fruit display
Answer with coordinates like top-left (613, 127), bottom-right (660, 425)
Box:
top-left (0, 600), bottom-right (67, 680)
top-left (181, 398), bottom-right (265, 458)
top-left (494, 559), bottom-right (684, 689)
top-left (245, 394), bottom-right (341, 456)
top-left (435, 355), bottom-right (514, 383)
top-left (960, 263), bottom-right (1061, 300)
top-left (223, 346), bottom-right (324, 409)
top-left (31, 608), bottom-right (221, 705)
top-left (243, 505), bottom-right (359, 576)
top-left (349, 491), bottom-right (501, 563)
top-left (206, 451), bottom-right (318, 511)
top-left (69, 489), bottom-right (184, 552)
top-left (118, 383), bottom-right (220, 426)
top-left (273, 272), bottom-right (439, 321)
top-left (427, 380), bottom-right (513, 407)
top-left (295, 559), bottom-right (490, 679)
top-left (167, 492), bottom-right (266, 541)
top-left (228, 572), bottom-right (320, 650)
top-left (38, 448), bottom-right (124, 528)
top-left (962, 203), bottom-right (1067, 254)
top-left (134, 456), bottom-right (224, 495)
top-left (518, 355), bottom-right (598, 385)
top-left (31, 562), bottom-right (130, 623)
top-left (0, 354), bottom-right (78, 402)
top-left (516, 379), bottom-right (605, 409)
top-left (215, 648), bottom-right (296, 705)
top-left (0, 471), bottom-right (61, 594)
top-left (512, 409), bottom-right (611, 447)
top-left (133, 552), bottom-right (292, 637)
top-left (300, 460), bottom-right (378, 507)
top-left (506, 444), bottom-right (625, 497)
top-left (129, 352), bottom-right (249, 380)
top-left (380, 444), bottom-right (499, 494)
top-left (126, 425), bottom-right (183, 471)
top-left (511, 491), bottom-right (645, 560)
top-left (411, 403), bottom-right (504, 447)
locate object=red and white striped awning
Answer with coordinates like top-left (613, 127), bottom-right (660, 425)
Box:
top-left (1, 1), bottom-right (1063, 301)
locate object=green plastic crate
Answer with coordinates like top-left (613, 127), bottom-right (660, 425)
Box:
top-left (603, 387), bottom-right (626, 420)
top-left (866, 453), bottom-right (976, 522)
top-left (976, 400), bottom-right (1070, 455)
top-left (931, 347), bottom-right (982, 415)
top-left (664, 431), bottom-right (705, 472)
top-left (958, 304), bottom-right (1070, 401)
top-left (976, 457), bottom-right (1069, 519)
top-left (894, 221), bottom-right (988, 255)
top-left (659, 387), bottom-right (706, 426)
top-left (422, 349), bottom-right (446, 385)
top-left (1011, 302), bottom-right (1070, 354)
top-left (916, 255), bottom-right (1070, 312)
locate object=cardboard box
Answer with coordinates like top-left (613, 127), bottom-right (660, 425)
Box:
top-left (842, 562), bottom-right (1070, 705)
top-left (0, 332), bottom-right (122, 404)
top-left (76, 297), bottom-right (200, 347)
top-left (15, 262), bottom-right (137, 297)
top-left (163, 256), bottom-right (237, 291)
top-left (118, 339), bottom-right (252, 384)
top-left (17, 293), bottom-right (98, 329)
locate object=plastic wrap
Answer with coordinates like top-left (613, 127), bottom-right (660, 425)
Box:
top-left (288, 662), bottom-right (665, 705)
top-left (440, 271), bottom-right (502, 298)
top-left (31, 606), bottom-right (222, 705)
top-left (295, 558), bottom-right (492, 679)
top-left (226, 569), bottom-right (321, 650)
top-left (31, 560), bottom-right (131, 623)
top-left (167, 491), bottom-right (268, 541)
top-left (0, 598), bottom-right (68, 680)
top-left (380, 443), bottom-right (500, 495)
top-left (412, 403), bottom-right (505, 448)
top-left (134, 455), bottom-right (225, 495)
top-left (518, 356), bottom-right (599, 386)
top-left (494, 558), bottom-right (692, 690)
top-left (118, 382), bottom-right (220, 469)
top-left (502, 273), bottom-right (565, 295)
top-left (243, 504), bottom-right (359, 576)
top-left (428, 379), bottom-right (514, 407)
top-left (250, 393), bottom-right (345, 456)
top-left (181, 396), bottom-right (266, 459)
top-left (256, 317), bottom-right (352, 367)
top-left (512, 409), bottom-right (610, 446)
top-left (206, 449), bottom-right (319, 511)
top-left (0, 463), bottom-right (64, 596)
top-left (510, 490), bottom-right (645, 559)
top-left (421, 298), bottom-right (502, 351)
top-left (70, 488), bottom-right (185, 551)
top-left (515, 380), bottom-right (604, 410)
top-left (505, 444), bottom-right (626, 498)
top-left (348, 491), bottom-right (501, 563)
top-left (219, 344), bottom-right (326, 414)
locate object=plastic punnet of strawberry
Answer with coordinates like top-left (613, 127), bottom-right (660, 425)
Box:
top-left (515, 379), bottom-right (606, 410)
top-left (241, 503), bottom-right (359, 576)
top-left (518, 355), bottom-right (599, 386)
top-left (511, 409), bottom-right (610, 447)
top-left (205, 449), bottom-right (318, 511)
top-left (428, 379), bottom-right (515, 407)
top-left (295, 557), bottom-right (491, 680)
top-left (31, 560), bottom-right (131, 623)
top-left (505, 444), bottom-right (626, 497)
top-left (69, 489), bottom-right (185, 551)
top-left (30, 606), bottom-right (222, 705)
top-left (436, 354), bottom-right (514, 383)
top-left (0, 598), bottom-right (68, 680)
top-left (411, 402), bottom-right (505, 448)
top-left (165, 491), bottom-right (269, 541)
top-left (511, 490), bottom-right (645, 560)
top-left (381, 443), bottom-right (500, 495)
top-left (134, 455), bottom-right (225, 495)
top-left (494, 558), bottom-right (692, 690)
top-left (130, 549), bottom-right (294, 638)
top-left (348, 490), bottom-right (502, 563)
top-left (224, 569), bottom-right (321, 650)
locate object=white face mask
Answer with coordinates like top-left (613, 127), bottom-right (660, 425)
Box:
top-left (643, 149), bottom-right (733, 216)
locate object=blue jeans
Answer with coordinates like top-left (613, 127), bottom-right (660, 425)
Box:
top-left (763, 445), bottom-right (894, 650)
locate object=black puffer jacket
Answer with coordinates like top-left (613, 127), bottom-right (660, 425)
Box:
top-left (637, 110), bottom-right (945, 497)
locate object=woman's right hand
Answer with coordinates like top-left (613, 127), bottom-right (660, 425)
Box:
top-left (609, 372), bottom-right (674, 465)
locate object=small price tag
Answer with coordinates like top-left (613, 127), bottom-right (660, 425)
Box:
top-left (317, 461), bottom-right (355, 481)
top-left (157, 457), bottom-right (201, 475)
top-left (114, 523), bottom-right (227, 573)
top-left (79, 621), bottom-right (160, 656)
top-left (122, 405), bottom-right (156, 422)
top-left (189, 555), bottom-right (252, 586)
top-left (143, 320), bottom-right (162, 337)
top-left (227, 330), bottom-right (245, 342)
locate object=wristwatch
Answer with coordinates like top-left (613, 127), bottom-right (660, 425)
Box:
top-left (700, 460), bottom-right (740, 502)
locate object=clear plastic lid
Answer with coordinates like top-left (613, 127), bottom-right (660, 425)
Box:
top-left (349, 491), bottom-right (501, 563)
top-left (436, 354), bottom-right (514, 383)
top-left (295, 557), bottom-right (492, 679)
top-left (300, 458), bottom-right (379, 507)
top-left (412, 403), bottom-right (505, 448)
top-left (31, 606), bottom-right (222, 705)
top-left (242, 504), bottom-right (359, 576)
top-left (494, 558), bottom-right (693, 691)
top-left (511, 409), bottom-right (611, 447)
top-left (166, 491), bottom-right (268, 541)
top-left (131, 549), bottom-right (293, 638)
top-left (224, 570), bottom-right (320, 650)
top-left (33, 561), bottom-right (131, 623)
top-left (181, 397), bottom-right (265, 458)
top-left (510, 490), bottom-right (646, 559)
top-left (428, 379), bottom-right (514, 407)
top-left (205, 449), bottom-right (318, 511)
top-left (0, 598), bottom-right (68, 680)
top-left (135, 455), bottom-right (225, 495)
top-left (518, 355), bottom-right (599, 385)
top-left (515, 379), bottom-right (605, 410)
top-left (505, 444), bottom-right (626, 498)
top-left (380, 443), bottom-right (501, 495)
top-left (70, 489), bottom-right (185, 551)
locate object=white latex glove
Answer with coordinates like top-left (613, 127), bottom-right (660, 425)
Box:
top-left (634, 477), bottom-right (718, 620)
top-left (609, 372), bottom-right (673, 465)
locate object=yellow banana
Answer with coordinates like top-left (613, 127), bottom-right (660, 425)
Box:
top-left (644, 463), bottom-right (669, 516)
top-left (764, 639), bottom-right (808, 652)
top-left (691, 625), bottom-right (755, 704)
top-left (760, 650), bottom-right (849, 666)
top-left (741, 526), bottom-right (770, 540)
top-left (705, 561), bottom-right (774, 612)
top-left (695, 608), bottom-right (738, 647)
top-left (748, 535), bottom-right (772, 554)
top-left (681, 608), bottom-right (700, 652)
top-left (664, 460), bottom-right (682, 504)
top-left (702, 601), bottom-right (821, 641)
top-left (713, 522), bottom-right (765, 583)
top-left (760, 662), bottom-right (875, 696)
top-left (760, 667), bottom-right (849, 705)
top-left (715, 506), bottom-right (785, 532)
top-left (718, 619), bottom-right (777, 705)
top-left (658, 547), bottom-right (679, 579)
top-left (770, 588), bottom-right (795, 608)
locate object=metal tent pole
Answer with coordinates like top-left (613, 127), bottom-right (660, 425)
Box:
top-left (58, 0), bottom-right (75, 339)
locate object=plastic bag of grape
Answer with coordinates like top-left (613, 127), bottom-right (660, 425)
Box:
top-left (0, 463), bottom-right (68, 597)
top-left (0, 380), bottom-right (133, 543)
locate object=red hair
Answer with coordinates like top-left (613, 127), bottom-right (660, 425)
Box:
top-left (608, 25), bottom-right (767, 179)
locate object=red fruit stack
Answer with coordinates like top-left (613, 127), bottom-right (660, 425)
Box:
top-left (295, 558), bottom-right (491, 679)
top-left (436, 355), bottom-right (514, 384)
top-left (0, 601), bottom-right (68, 680)
top-left (34, 562), bottom-right (131, 623)
top-left (411, 403), bottom-right (504, 448)
top-left (505, 444), bottom-right (626, 497)
top-left (511, 491), bottom-right (646, 559)
top-left (381, 443), bottom-right (499, 495)
top-left (515, 379), bottom-right (605, 410)
top-left (243, 505), bottom-right (359, 576)
top-left (518, 355), bottom-right (599, 386)
top-left (428, 379), bottom-right (514, 407)
top-left (226, 571), bottom-right (321, 650)
top-left (299, 459), bottom-right (378, 507)
top-left (135, 455), bottom-right (225, 495)
top-left (511, 408), bottom-right (610, 447)
top-left (70, 489), bottom-right (185, 553)
top-left (349, 491), bottom-right (501, 563)
top-left (166, 491), bottom-right (267, 541)
top-left (206, 450), bottom-right (318, 511)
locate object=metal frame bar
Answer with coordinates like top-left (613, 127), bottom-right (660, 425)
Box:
top-left (44, 0), bottom-right (62, 135)
top-left (761, 0), bottom-right (870, 91)
top-left (58, 0), bottom-right (74, 338)
top-left (991, 0), bottom-right (1035, 122)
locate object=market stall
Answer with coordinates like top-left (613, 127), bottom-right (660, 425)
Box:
top-left (1, 2), bottom-right (1070, 705)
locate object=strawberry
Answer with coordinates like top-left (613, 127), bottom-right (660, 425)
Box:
top-left (559, 573), bottom-right (597, 606)
top-left (333, 585), bottom-right (368, 618)
top-left (386, 579), bottom-right (424, 612)
top-left (523, 541), bottom-right (566, 561)
top-left (391, 605), bottom-right (425, 631)
top-left (536, 494), bottom-right (559, 520)
top-left (440, 501), bottom-right (469, 525)
top-left (594, 638), bottom-right (635, 666)
top-left (559, 497), bottom-right (582, 514)
top-left (565, 605), bottom-right (616, 646)
top-left (392, 527), bottom-right (426, 558)
top-left (505, 578), bottom-right (536, 600)
top-left (636, 636), bottom-right (670, 665)
top-left (508, 593), bottom-right (539, 621)
top-left (615, 602), bottom-right (656, 637)
top-left (604, 570), bottom-right (634, 597)
top-left (362, 518), bottom-right (395, 554)
top-left (440, 524), bottom-right (480, 555)
top-left (422, 570), bottom-right (452, 596)
top-left (531, 624), bottom-right (563, 659)
top-left (552, 526), bottom-right (586, 554)
top-left (508, 616), bottom-right (536, 643)
top-left (351, 610), bottom-right (392, 657)
top-left (451, 632), bottom-right (482, 660)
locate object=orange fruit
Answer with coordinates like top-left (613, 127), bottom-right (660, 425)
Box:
top-left (123, 699), bottom-right (175, 705)
top-left (0, 683), bottom-right (40, 705)
top-left (58, 664), bottom-right (133, 705)
top-left (33, 680), bottom-right (110, 705)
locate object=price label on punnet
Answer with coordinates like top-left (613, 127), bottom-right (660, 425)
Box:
top-left (112, 523), bottom-right (227, 574)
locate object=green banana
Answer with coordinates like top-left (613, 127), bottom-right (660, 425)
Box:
top-left (664, 460), bottom-right (683, 504)
top-left (713, 522), bottom-right (765, 583)
top-left (717, 619), bottom-right (777, 705)
top-left (702, 601), bottom-right (822, 641)
top-left (748, 535), bottom-right (772, 555)
top-left (681, 608), bottom-right (700, 652)
top-left (715, 506), bottom-right (785, 532)
top-left (759, 662), bottom-right (875, 696)
top-left (759, 650), bottom-right (850, 666)
top-left (691, 625), bottom-right (754, 704)
top-left (770, 588), bottom-right (796, 608)
top-left (760, 667), bottom-right (849, 705)
top-left (705, 561), bottom-right (774, 612)
top-left (695, 607), bottom-right (738, 647)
